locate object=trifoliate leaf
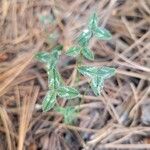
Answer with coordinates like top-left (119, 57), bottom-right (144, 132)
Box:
top-left (36, 46), bottom-right (62, 69)
top-left (82, 47), bottom-right (94, 61)
top-left (90, 76), bottom-right (104, 96)
top-left (78, 66), bottom-right (97, 78)
top-left (48, 68), bottom-right (61, 89)
top-left (97, 67), bottom-right (116, 79)
top-left (42, 91), bottom-right (57, 112)
top-left (35, 52), bottom-right (50, 63)
top-left (77, 29), bottom-right (92, 47)
top-left (66, 46), bottom-right (81, 57)
top-left (88, 12), bottom-right (99, 31)
top-left (58, 86), bottom-right (80, 99)
top-left (55, 106), bottom-right (76, 124)
top-left (94, 27), bottom-right (112, 40)
top-left (78, 66), bottom-right (116, 96)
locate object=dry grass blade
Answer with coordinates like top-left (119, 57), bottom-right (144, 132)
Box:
top-left (0, 42), bottom-right (43, 97)
top-left (0, 106), bottom-right (15, 150)
top-left (0, 0), bottom-right (150, 149)
top-left (18, 86), bottom-right (39, 150)
top-left (100, 144), bottom-right (150, 149)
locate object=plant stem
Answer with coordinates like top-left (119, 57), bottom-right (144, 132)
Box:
top-left (75, 52), bottom-right (84, 113)
top-left (76, 52), bottom-right (83, 82)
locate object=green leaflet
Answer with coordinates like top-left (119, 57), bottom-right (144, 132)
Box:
top-left (48, 68), bottom-right (61, 89)
top-left (58, 86), bottom-right (80, 99)
top-left (66, 46), bottom-right (81, 57)
top-left (47, 48), bottom-right (61, 70)
top-left (35, 52), bottom-right (50, 63)
top-left (77, 29), bottom-right (92, 47)
top-left (52, 45), bottom-right (63, 51)
top-left (78, 66), bottom-right (116, 79)
top-left (97, 67), bottom-right (116, 79)
top-left (55, 106), bottom-right (76, 124)
top-left (42, 91), bottom-right (57, 112)
top-left (88, 12), bottom-right (99, 31)
top-left (78, 66), bottom-right (97, 78)
top-left (90, 76), bottom-right (104, 96)
top-left (82, 47), bottom-right (94, 61)
top-left (93, 27), bottom-right (112, 40)
top-left (66, 46), bottom-right (94, 61)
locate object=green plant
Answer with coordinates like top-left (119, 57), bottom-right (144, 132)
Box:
top-left (36, 45), bottom-right (80, 112)
top-left (55, 106), bottom-right (77, 124)
top-left (36, 12), bottom-right (116, 124)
